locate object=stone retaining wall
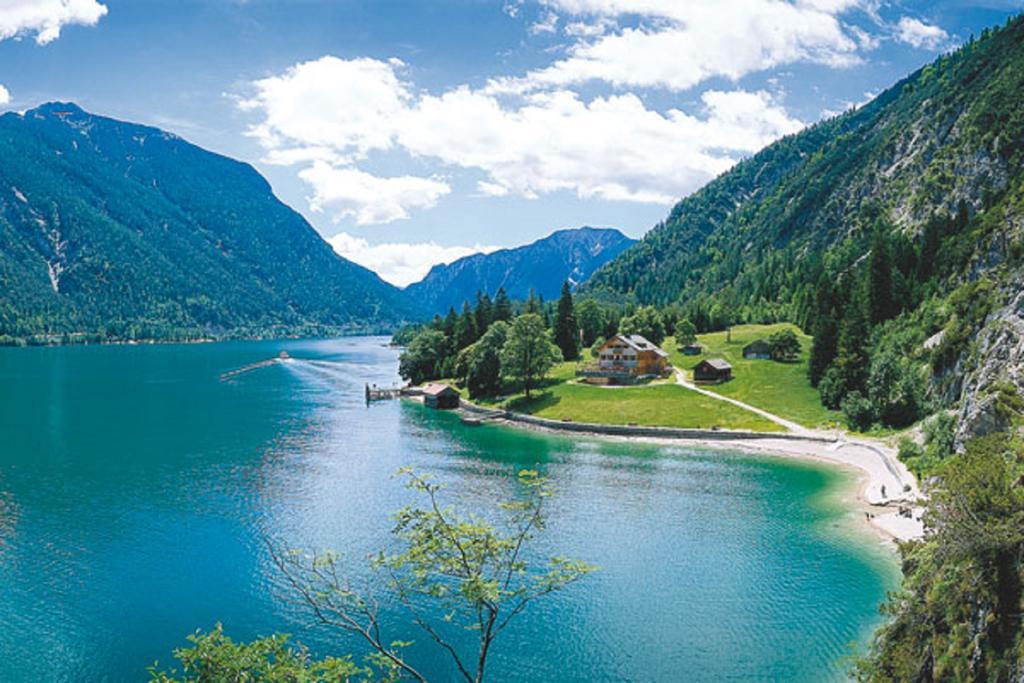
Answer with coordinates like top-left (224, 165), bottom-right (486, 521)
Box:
top-left (458, 401), bottom-right (835, 445)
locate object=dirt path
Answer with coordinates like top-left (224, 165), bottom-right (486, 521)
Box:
top-left (674, 369), bottom-right (812, 434)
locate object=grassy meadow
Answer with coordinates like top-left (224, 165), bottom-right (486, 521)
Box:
top-left (667, 323), bottom-right (840, 429)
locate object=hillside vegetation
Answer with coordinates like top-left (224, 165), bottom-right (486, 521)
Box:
top-left (0, 103), bottom-right (417, 344)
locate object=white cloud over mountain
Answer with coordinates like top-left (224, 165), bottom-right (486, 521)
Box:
top-left (0, 84), bottom-right (10, 105)
top-left (0, 0), bottom-right (107, 44)
top-left (299, 161), bottom-right (451, 226)
top-left (896, 16), bottom-right (949, 50)
top-left (243, 58), bottom-right (803, 213)
top-left (327, 232), bottom-right (499, 287)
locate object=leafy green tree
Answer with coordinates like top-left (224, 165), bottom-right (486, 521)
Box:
top-left (589, 336), bottom-right (606, 358)
top-left (673, 319), bottom-right (697, 348)
top-left (768, 329), bottom-right (801, 362)
top-left (465, 321), bottom-right (508, 398)
top-left (500, 314), bottom-right (561, 400)
top-left (866, 349), bottom-right (925, 427)
top-left (149, 625), bottom-right (366, 682)
top-left (575, 299), bottom-right (605, 348)
top-left (619, 306), bottom-right (666, 346)
top-left (493, 288), bottom-right (513, 323)
top-left (818, 366), bottom-right (848, 409)
top-left (841, 390), bottom-right (875, 431)
top-left (399, 330), bottom-right (448, 385)
top-left (553, 282), bottom-right (579, 361)
top-left (268, 470), bottom-right (596, 683)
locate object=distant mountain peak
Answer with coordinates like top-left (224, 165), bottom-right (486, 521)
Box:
top-left (405, 226), bottom-right (635, 314)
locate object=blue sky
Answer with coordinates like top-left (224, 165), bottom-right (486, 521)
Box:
top-left (1, 0), bottom-right (1022, 285)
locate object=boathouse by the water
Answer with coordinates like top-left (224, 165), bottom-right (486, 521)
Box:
top-left (423, 383), bottom-right (460, 409)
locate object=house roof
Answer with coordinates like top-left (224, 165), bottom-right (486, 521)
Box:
top-left (602, 333), bottom-right (668, 357)
top-left (423, 382), bottom-right (458, 396)
top-left (698, 358), bottom-right (732, 371)
top-left (743, 339), bottom-right (771, 351)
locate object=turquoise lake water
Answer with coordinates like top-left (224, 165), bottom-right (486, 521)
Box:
top-left (0, 336), bottom-right (897, 681)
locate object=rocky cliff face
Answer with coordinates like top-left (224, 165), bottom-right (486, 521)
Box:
top-left (957, 276), bottom-right (1024, 447)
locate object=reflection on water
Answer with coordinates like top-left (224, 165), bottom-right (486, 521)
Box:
top-left (0, 337), bottom-right (896, 682)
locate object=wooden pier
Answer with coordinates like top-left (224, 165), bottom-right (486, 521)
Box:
top-left (366, 384), bottom-right (403, 402)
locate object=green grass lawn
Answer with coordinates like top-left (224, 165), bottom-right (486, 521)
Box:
top-left (471, 362), bottom-right (781, 432)
top-left (667, 323), bottom-right (841, 429)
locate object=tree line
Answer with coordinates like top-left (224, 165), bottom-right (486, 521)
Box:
top-left (395, 282), bottom-right (739, 400)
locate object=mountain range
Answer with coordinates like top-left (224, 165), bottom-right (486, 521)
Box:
top-left (0, 102), bottom-right (417, 342)
top-left (404, 227), bottom-right (634, 314)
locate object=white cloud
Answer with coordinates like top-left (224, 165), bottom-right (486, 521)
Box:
top-left (239, 2), bottom-right (879, 224)
top-left (0, 0), bottom-right (107, 44)
top-left (241, 56), bottom-right (410, 164)
top-left (299, 161), bottom-right (451, 226)
top-left (0, 84), bottom-right (9, 105)
top-left (896, 16), bottom-right (948, 50)
top-left (327, 232), bottom-right (500, 286)
top-left (488, 0), bottom-right (864, 92)
top-left (529, 11), bottom-right (559, 34)
top-left (242, 56), bottom-right (804, 211)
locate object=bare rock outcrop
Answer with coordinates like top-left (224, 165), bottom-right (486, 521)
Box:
top-left (956, 284), bottom-right (1024, 448)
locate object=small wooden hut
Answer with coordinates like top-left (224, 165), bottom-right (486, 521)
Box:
top-left (742, 339), bottom-right (772, 360)
top-left (693, 358), bottom-right (733, 384)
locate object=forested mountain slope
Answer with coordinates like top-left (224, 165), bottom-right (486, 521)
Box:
top-left (586, 15), bottom-right (1024, 442)
top-left (586, 17), bottom-right (1022, 318)
top-left (0, 103), bottom-right (417, 342)
top-left (405, 227), bottom-right (633, 314)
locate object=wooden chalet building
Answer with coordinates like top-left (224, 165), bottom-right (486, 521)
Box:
top-left (580, 334), bottom-right (670, 384)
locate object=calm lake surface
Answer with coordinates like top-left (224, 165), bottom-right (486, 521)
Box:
top-left (0, 336), bottom-right (897, 682)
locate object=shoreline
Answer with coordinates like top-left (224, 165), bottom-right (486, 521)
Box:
top-left (455, 402), bottom-right (925, 543)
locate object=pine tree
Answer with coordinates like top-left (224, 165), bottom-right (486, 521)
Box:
top-left (808, 276), bottom-right (839, 386)
top-left (474, 292), bottom-right (493, 334)
top-left (553, 281), bottom-right (579, 361)
top-left (493, 288), bottom-right (513, 322)
top-left (455, 301), bottom-right (478, 350)
top-left (442, 307), bottom-right (459, 358)
top-left (866, 225), bottom-right (896, 326)
top-left (525, 288), bottom-right (540, 314)
top-left (835, 287), bottom-right (870, 395)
